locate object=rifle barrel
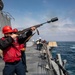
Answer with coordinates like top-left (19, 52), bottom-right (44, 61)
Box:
top-left (17, 17), bottom-right (58, 35)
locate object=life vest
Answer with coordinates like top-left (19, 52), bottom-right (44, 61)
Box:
top-left (1, 37), bottom-right (21, 62)
top-left (20, 44), bottom-right (26, 51)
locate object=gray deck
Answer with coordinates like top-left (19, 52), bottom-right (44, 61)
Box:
top-left (26, 46), bottom-right (46, 75)
top-left (0, 57), bottom-right (4, 75)
top-left (0, 45), bottom-right (46, 75)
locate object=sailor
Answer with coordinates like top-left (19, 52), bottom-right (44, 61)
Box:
top-left (0, 25), bottom-right (36, 75)
top-left (39, 38), bottom-right (43, 50)
top-left (13, 28), bottom-right (28, 72)
top-left (36, 38), bottom-right (43, 50)
top-left (36, 39), bottom-right (39, 50)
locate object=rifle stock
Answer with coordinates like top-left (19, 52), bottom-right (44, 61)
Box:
top-left (17, 17), bottom-right (58, 35)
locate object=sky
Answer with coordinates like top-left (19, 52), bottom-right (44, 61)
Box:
top-left (2, 0), bottom-right (75, 41)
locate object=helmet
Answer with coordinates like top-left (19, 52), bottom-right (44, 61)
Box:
top-left (13, 28), bottom-right (18, 33)
top-left (2, 25), bottom-right (13, 34)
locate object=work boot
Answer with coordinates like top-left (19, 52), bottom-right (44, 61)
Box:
top-left (26, 70), bottom-right (28, 73)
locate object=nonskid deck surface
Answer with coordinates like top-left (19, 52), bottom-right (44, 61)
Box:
top-left (25, 46), bottom-right (47, 75)
top-left (0, 57), bottom-right (4, 75)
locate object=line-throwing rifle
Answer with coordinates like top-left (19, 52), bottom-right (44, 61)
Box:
top-left (17, 17), bottom-right (58, 35)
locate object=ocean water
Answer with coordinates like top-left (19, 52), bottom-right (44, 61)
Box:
top-left (52, 42), bottom-right (75, 75)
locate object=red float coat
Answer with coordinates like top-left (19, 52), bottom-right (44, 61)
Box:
top-left (2, 37), bottom-right (21, 62)
top-left (0, 30), bottom-right (32, 62)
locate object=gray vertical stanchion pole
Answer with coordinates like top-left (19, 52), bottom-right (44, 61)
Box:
top-left (57, 54), bottom-right (64, 75)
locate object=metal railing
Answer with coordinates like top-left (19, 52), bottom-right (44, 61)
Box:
top-left (37, 42), bottom-right (70, 75)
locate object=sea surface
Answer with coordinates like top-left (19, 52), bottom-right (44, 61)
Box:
top-left (52, 42), bottom-right (75, 75)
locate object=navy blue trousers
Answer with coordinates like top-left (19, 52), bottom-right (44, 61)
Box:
top-left (37, 44), bottom-right (43, 50)
top-left (21, 51), bottom-right (27, 70)
top-left (3, 60), bottom-right (26, 75)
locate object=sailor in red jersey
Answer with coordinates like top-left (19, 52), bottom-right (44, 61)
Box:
top-left (0, 25), bottom-right (36, 75)
top-left (13, 28), bottom-right (28, 72)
